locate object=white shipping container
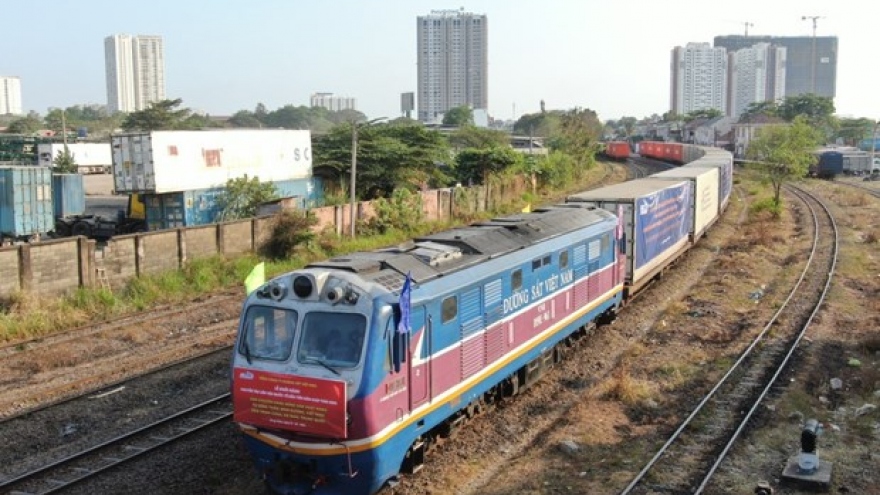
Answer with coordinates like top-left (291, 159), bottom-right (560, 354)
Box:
top-left (649, 167), bottom-right (720, 241)
top-left (111, 129), bottom-right (312, 194)
top-left (38, 143), bottom-right (112, 173)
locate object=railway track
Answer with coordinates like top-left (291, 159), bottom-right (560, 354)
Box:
top-left (0, 395), bottom-right (231, 495)
top-left (620, 184), bottom-right (839, 495)
top-left (832, 178), bottom-right (880, 199)
top-left (0, 290), bottom-right (240, 357)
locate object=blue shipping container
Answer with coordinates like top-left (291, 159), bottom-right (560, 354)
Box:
top-left (143, 178), bottom-right (316, 231)
top-left (0, 166), bottom-right (55, 238)
top-left (52, 173), bottom-right (86, 218)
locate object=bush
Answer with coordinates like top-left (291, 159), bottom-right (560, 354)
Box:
top-left (261, 211), bottom-right (318, 260)
top-left (360, 188), bottom-right (424, 236)
top-left (749, 196), bottom-right (782, 218)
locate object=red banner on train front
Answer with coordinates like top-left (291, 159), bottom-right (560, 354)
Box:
top-left (233, 368), bottom-right (347, 438)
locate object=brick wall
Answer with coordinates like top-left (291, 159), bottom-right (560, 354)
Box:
top-left (0, 183), bottom-right (518, 297)
top-left (140, 230), bottom-right (180, 275)
top-left (184, 226), bottom-right (217, 261)
top-left (0, 248), bottom-right (21, 294)
top-left (220, 220), bottom-right (252, 255)
top-left (100, 235), bottom-right (138, 290)
top-left (28, 238), bottom-right (83, 295)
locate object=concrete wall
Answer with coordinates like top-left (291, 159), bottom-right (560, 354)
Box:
top-left (0, 248), bottom-right (21, 294)
top-left (0, 182), bottom-right (521, 297)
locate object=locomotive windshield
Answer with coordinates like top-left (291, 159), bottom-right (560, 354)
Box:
top-left (297, 312), bottom-right (366, 369)
top-left (239, 306), bottom-right (298, 361)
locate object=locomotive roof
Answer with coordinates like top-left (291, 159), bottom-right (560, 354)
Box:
top-left (306, 203), bottom-right (614, 292)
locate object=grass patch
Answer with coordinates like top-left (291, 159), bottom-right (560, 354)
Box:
top-left (591, 368), bottom-right (655, 405)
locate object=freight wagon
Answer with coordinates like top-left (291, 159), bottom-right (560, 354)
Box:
top-left (603, 141), bottom-right (631, 160)
top-left (37, 142), bottom-right (112, 174)
top-left (566, 178), bottom-right (692, 295)
top-left (649, 167), bottom-right (720, 240)
top-left (682, 147), bottom-right (733, 213)
top-left (111, 129), bottom-right (313, 194)
top-left (810, 151), bottom-right (844, 179)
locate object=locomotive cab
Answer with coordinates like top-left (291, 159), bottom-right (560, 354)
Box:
top-left (231, 269), bottom-right (401, 495)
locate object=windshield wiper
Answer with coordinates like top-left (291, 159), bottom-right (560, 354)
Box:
top-left (303, 358), bottom-right (340, 376)
top-left (241, 339), bottom-right (253, 365)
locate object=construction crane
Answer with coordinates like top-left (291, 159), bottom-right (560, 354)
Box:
top-left (802, 15), bottom-right (825, 94)
top-left (743, 21), bottom-right (754, 37)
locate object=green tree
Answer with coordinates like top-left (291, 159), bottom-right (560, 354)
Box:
top-left (776, 94), bottom-right (837, 141)
top-left (215, 176), bottom-right (279, 221)
top-left (228, 110), bottom-right (263, 128)
top-left (121, 98), bottom-right (195, 131)
top-left (746, 116), bottom-right (821, 207)
top-left (6, 116), bottom-right (42, 134)
top-left (52, 146), bottom-right (78, 173)
top-left (683, 108), bottom-right (723, 121)
top-left (741, 100), bottom-right (780, 121)
top-left (442, 106), bottom-right (474, 127)
top-left (454, 147), bottom-right (520, 186)
top-left (313, 122), bottom-right (452, 200)
top-left (447, 125), bottom-right (509, 151)
top-left (835, 117), bottom-right (875, 146)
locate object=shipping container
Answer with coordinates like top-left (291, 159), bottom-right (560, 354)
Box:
top-left (649, 167), bottom-right (720, 240)
top-left (37, 142), bottom-right (112, 174)
top-left (566, 178), bottom-right (692, 291)
top-left (52, 173), bottom-right (86, 218)
top-left (142, 178), bottom-right (316, 231)
top-left (112, 130), bottom-right (312, 194)
top-left (683, 149), bottom-right (732, 211)
top-left (0, 166), bottom-right (54, 239)
top-left (603, 141), bottom-right (631, 160)
top-left (639, 141), bottom-right (684, 163)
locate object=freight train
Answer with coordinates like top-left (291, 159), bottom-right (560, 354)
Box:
top-left (230, 142), bottom-right (734, 495)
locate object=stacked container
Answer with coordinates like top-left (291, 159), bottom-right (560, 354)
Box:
top-left (0, 166), bottom-right (54, 240)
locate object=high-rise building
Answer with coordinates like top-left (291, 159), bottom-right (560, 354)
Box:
top-left (670, 43), bottom-right (728, 115)
top-left (728, 43), bottom-right (787, 118)
top-left (0, 76), bottom-right (23, 115)
top-left (105, 34), bottom-right (166, 113)
top-left (417, 9), bottom-right (488, 123)
top-left (310, 93), bottom-right (357, 112)
top-left (714, 35), bottom-right (837, 99)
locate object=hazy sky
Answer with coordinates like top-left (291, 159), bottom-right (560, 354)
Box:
top-left (2, 0), bottom-right (876, 122)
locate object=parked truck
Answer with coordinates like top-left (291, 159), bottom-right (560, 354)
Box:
top-left (54, 193), bottom-right (146, 240)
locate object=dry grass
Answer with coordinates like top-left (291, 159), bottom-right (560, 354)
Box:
top-left (590, 368), bottom-right (656, 405)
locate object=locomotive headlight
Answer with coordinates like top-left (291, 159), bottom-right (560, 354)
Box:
top-left (292, 275), bottom-right (313, 298)
top-left (344, 287), bottom-right (359, 304)
top-left (326, 286), bottom-right (345, 304)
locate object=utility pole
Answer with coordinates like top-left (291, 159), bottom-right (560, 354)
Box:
top-left (802, 15), bottom-right (823, 94)
top-left (350, 121), bottom-right (358, 237)
top-left (61, 109), bottom-right (68, 147)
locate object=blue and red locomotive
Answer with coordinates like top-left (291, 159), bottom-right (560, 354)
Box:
top-left (231, 144), bottom-right (733, 495)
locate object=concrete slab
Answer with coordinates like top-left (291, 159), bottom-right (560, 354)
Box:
top-left (781, 456), bottom-right (832, 492)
